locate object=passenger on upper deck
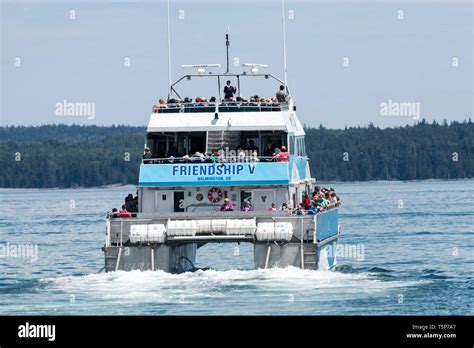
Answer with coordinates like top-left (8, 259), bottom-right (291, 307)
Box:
top-left (245, 140), bottom-right (259, 154)
top-left (276, 85), bottom-right (289, 103)
top-left (153, 98), bottom-right (167, 112)
top-left (167, 142), bottom-right (179, 158)
top-left (191, 152), bottom-right (205, 162)
top-left (263, 143), bottom-right (275, 157)
top-left (274, 146), bottom-right (289, 162)
top-left (224, 80), bottom-right (237, 100)
top-left (142, 147), bottom-right (152, 160)
top-left (195, 97), bottom-right (205, 106)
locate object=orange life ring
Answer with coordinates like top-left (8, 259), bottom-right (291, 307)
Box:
top-left (208, 187), bottom-right (223, 203)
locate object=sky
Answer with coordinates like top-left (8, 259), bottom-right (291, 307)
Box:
top-left (1, 0), bottom-right (472, 129)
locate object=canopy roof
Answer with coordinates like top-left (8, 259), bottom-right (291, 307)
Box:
top-left (146, 109), bottom-right (306, 136)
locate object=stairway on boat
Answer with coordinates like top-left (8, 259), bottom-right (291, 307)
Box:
top-left (207, 131), bottom-right (240, 153)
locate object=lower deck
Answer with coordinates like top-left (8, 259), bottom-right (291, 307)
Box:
top-left (139, 185), bottom-right (311, 213)
top-left (103, 209), bottom-right (339, 273)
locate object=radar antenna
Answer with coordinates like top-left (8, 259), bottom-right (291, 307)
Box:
top-left (182, 64), bottom-right (221, 74)
top-left (242, 63), bottom-right (269, 74)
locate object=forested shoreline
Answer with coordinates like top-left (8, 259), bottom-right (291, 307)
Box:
top-left (1, 121), bottom-right (472, 188)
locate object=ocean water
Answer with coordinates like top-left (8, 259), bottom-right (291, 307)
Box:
top-left (0, 181), bottom-right (472, 315)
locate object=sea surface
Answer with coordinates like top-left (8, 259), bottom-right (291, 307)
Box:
top-left (0, 180), bottom-right (472, 315)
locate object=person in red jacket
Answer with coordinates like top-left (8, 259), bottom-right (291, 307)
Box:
top-left (303, 194), bottom-right (311, 210)
top-left (118, 204), bottom-right (132, 218)
top-left (275, 146), bottom-right (289, 162)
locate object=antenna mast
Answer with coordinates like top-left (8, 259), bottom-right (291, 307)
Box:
top-left (167, 0), bottom-right (172, 98)
top-left (225, 32), bottom-right (230, 73)
top-left (282, 0), bottom-right (288, 86)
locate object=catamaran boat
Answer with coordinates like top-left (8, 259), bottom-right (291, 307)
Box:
top-left (103, 36), bottom-right (340, 273)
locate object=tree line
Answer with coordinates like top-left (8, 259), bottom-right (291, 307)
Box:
top-left (0, 120), bottom-right (472, 188)
top-left (305, 120), bottom-right (472, 181)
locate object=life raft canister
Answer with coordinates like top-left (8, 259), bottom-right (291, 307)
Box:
top-left (208, 187), bottom-right (223, 203)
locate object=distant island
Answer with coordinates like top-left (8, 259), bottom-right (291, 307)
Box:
top-left (0, 120), bottom-right (472, 188)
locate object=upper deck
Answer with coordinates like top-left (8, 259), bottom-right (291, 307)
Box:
top-left (147, 102), bottom-right (304, 135)
top-left (140, 64), bottom-right (312, 189)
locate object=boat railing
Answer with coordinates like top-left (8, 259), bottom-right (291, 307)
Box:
top-left (152, 102), bottom-right (290, 114)
top-left (142, 156), bottom-right (284, 164)
top-left (106, 209), bottom-right (338, 247)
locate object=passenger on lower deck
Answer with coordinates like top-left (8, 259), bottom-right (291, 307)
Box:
top-left (241, 201), bottom-right (254, 212)
top-left (220, 198), bottom-right (234, 211)
top-left (281, 202), bottom-right (291, 212)
top-left (125, 194), bottom-right (134, 211)
top-left (303, 194), bottom-right (311, 209)
top-left (109, 208), bottom-right (120, 218)
top-left (267, 203), bottom-right (277, 212)
top-left (296, 203), bottom-right (306, 215)
top-left (118, 205), bottom-right (132, 218)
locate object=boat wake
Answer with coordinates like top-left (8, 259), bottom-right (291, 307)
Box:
top-left (0, 267), bottom-right (432, 315)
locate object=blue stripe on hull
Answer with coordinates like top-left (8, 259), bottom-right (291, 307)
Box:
top-left (139, 180), bottom-right (289, 187)
top-left (316, 239), bottom-right (338, 270)
top-left (315, 209), bottom-right (339, 241)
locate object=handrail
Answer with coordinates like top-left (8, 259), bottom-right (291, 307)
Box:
top-left (142, 156), bottom-right (285, 164)
top-left (106, 206), bottom-right (339, 220)
top-left (152, 102), bottom-right (290, 113)
top-left (168, 72), bottom-right (287, 101)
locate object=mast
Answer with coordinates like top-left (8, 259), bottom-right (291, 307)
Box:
top-left (167, 0), bottom-right (172, 98)
top-left (282, 0), bottom-right (288, 87)
top-left (225, 33), bottom-right (230, 74)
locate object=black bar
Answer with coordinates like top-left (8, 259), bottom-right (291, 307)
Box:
top-left (0, 316), bottom-right (471, 346)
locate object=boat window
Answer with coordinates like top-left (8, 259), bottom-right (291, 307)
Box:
top-left (146, 132), bottom-right (206, 158)
top-left (240, 190), bottom-right (252, 210)
top-left (239, 131), bottom-right (260, 155)
top-left (289, 136), bottom-right (295, 155)
top-left (294, 136), bottom-right (306, 157)
top-left (260, 131), bottom-right (288, 158)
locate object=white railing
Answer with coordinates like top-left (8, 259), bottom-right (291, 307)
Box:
top-left (105, 208), bottom-right (338, 247)
top-left (142, 156), bottom-right (280, 164)
top-left (152, 102), bottom-right (290, 113)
